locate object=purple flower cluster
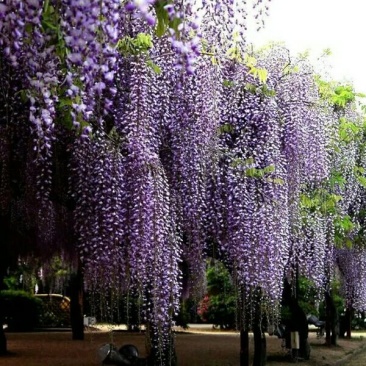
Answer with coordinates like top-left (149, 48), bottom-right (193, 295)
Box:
top-left (125, 0), bottom-right (156, 26)
top-left (208, 60), bottom-right (290, 315)
top-left (114, 59), bottom-right (181, 360)
top-left (258, 47), bottom-right (335, 292)
top-left (61, 0), bottom-right (120, 127)
top-left (337, 248), bottom-right (366, 311)
top-left (71, 134), bottom-right (126, 290)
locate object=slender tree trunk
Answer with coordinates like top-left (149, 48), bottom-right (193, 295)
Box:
top-left (0, 327), bottom-right (5, 356)
top-left (253, 288), bottom-right (266, 366)
top-left (253, 326), bottom-right (266, 366)
top-left (0, 273), bottom-right (6, 355)
top-left (239, 285), bottom-right (250, 366)
top-left (331, 307), bottom-right (338, 346)
top-left (325, 293), bottom-right (331, 346)
top-left (0, 272), bottom-right (6, 354)
top-left (0, 225), bottom-right (8, 355)
top-left (345, 308), bottom-right (352, 339)
top-left (325, 323), bottom-right (331, 345)
top-left (240, 329), bottom-right (250, 366)
top-left (0, 277), bottom-right (5, 354)
top-left (295, 263), bottom-right (300, 300)
top-left (0, 217), bottom-right (10, 355)
top-left (325, 291), bottom-right (338, 346)
top-left (70, 263), bottom-right (84, 340)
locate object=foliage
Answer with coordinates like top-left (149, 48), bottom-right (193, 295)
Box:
top-left (280, 276), bottom-right (320, 323)
top-left (36, 294), bottom-right (71, 328)
top-left (3, 256), bottom-right (72, 295)
top-left (297, 277), bottom-right (321, 317)
top-left (174, 298), bottom-right (200, 329)
top-left (197, 261), bottom-right (236, 329)
top-left (3, 260), bottom-right (38, 292)
top-left (318, 280), bottom-right (345, 320)
top-left (0, 290), bottom-right (42, 331)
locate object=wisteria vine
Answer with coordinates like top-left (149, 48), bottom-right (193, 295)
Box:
top-left (2, 0), bottom-right (366, 364)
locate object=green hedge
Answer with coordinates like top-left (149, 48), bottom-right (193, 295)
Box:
top-left (0, 290), bottom-right (42, 331)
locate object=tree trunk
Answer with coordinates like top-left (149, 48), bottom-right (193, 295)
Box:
top-left (253, 326), bottom-right (266, 366)
top-left (0, 281), bottom-right (6, 355)
top-left (325, 291), bottom-right (338, 346)
top-left (240, 329), bottom-right (250, 366)
top-left (0, 327), bottom-right (6, 356)
top-left (0, 215), bottom-right (8, 355)
top-left (0, 233), bottom-right (7, 354)
top-left (345, 308), bottom-right (352, 339)
top-left (70, 264), bottom-right (84, 340)
top-left (0, 277), bottom-right (5, 354)
top-left (253, 287), bottom-right (266, 366)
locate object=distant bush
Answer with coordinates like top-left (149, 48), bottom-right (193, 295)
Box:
top-left (197, 261), bottom-right (236, 329)
top-left (0, 290), bottom-right (42, 331)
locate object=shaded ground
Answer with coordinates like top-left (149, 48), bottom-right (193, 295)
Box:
top-left (1, 328), bottom-right (365, 366)
top-left (342, 344), bottom-right (366, 366)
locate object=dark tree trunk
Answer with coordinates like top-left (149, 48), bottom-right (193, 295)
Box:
top-left (0, 272), bottom-right (6, 355)
top-left (345, 308), bottom-right (352, 339)
top-left (0, 327), bottom-right (6, 356)
top-left (253, 288), bottom-right (266, 366)
top-left (70, 264), bottom-right (84, 340)
top-left (253, 326), bottom-right (266, 366)
top-left (240, 329), bottom-right (250, 366)
top-left (0, 218), bottom-right (8, 355)
top-left (325, 299), bottom-right (331, 346)
top-left (325, 291), bottom-right (338, 346)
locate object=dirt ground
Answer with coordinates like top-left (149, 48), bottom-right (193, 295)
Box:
top-left (1, 328), bottom-right (365, 366)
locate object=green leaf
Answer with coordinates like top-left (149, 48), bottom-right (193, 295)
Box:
top-left (249, 66), bottom-right (268, 83)
top-left (244, 55), bottom-right (257, 68)
top-left (227, 46), bottom-right (242, 61)
top-left (322, 48), bottom-right (332, 56)
top-left (345, 238), bottom-right (353, 249)
top-left (169, 17), bottom-right (182, 34)
top-left (263, 164), bottom-right (275, 174)
top-left (154, 1), bottom-right (170, 37)
top-left (146, 60), bottom-right (162, 74)
top-left (218, 123), bottom-right (234, 134)
top-left (223, 80), bottom-right (235, 88)
top-left (357, 175), bottom-right (366, 188)
top-left (42, 20), bottom-right (58, 31)
top-left (230, 158), bottom-right (242, 168)
top-left (136, 33), bottom-right (153, 49)
top-left (25, 23), bottom-right (33, 34)
top-left (260, 84), bottom-right (276, 97)
top-left (58, 98), bottom-right (73, 108)
top-left (117, 33), bottom-right (153, 56)
top-left (244, 157), bottom-right (255, 165)
top-left (19, 90), bottom-right (28, 103)
top-left (245, 167), bottom-right (257, 177)
top-left (272, 178), bottom-right (284, 185)
top-left (257, 68), bottom-right (268, 84)
top-left (330, 171), bottom-right (346, 188)
top-left (244, 83), bottom-right (257, 94)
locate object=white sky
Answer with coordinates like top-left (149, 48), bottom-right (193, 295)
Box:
top-left (246, 0), bottom-right (366, 93)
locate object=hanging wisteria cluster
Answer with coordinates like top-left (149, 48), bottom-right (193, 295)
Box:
top-left (208, 60), bottom-right (290, 309)
top-left (2, 0), bottom-right (366, 363)
top-left (264, 47), bottom-right (334, 291)
top-left (336, 248), bottom-right (366, 312)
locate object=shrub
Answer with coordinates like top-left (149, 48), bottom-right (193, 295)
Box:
top-left (0, 290), bottom-right (42, 331)
top-left (197, 261), bottom-right (236, 329)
